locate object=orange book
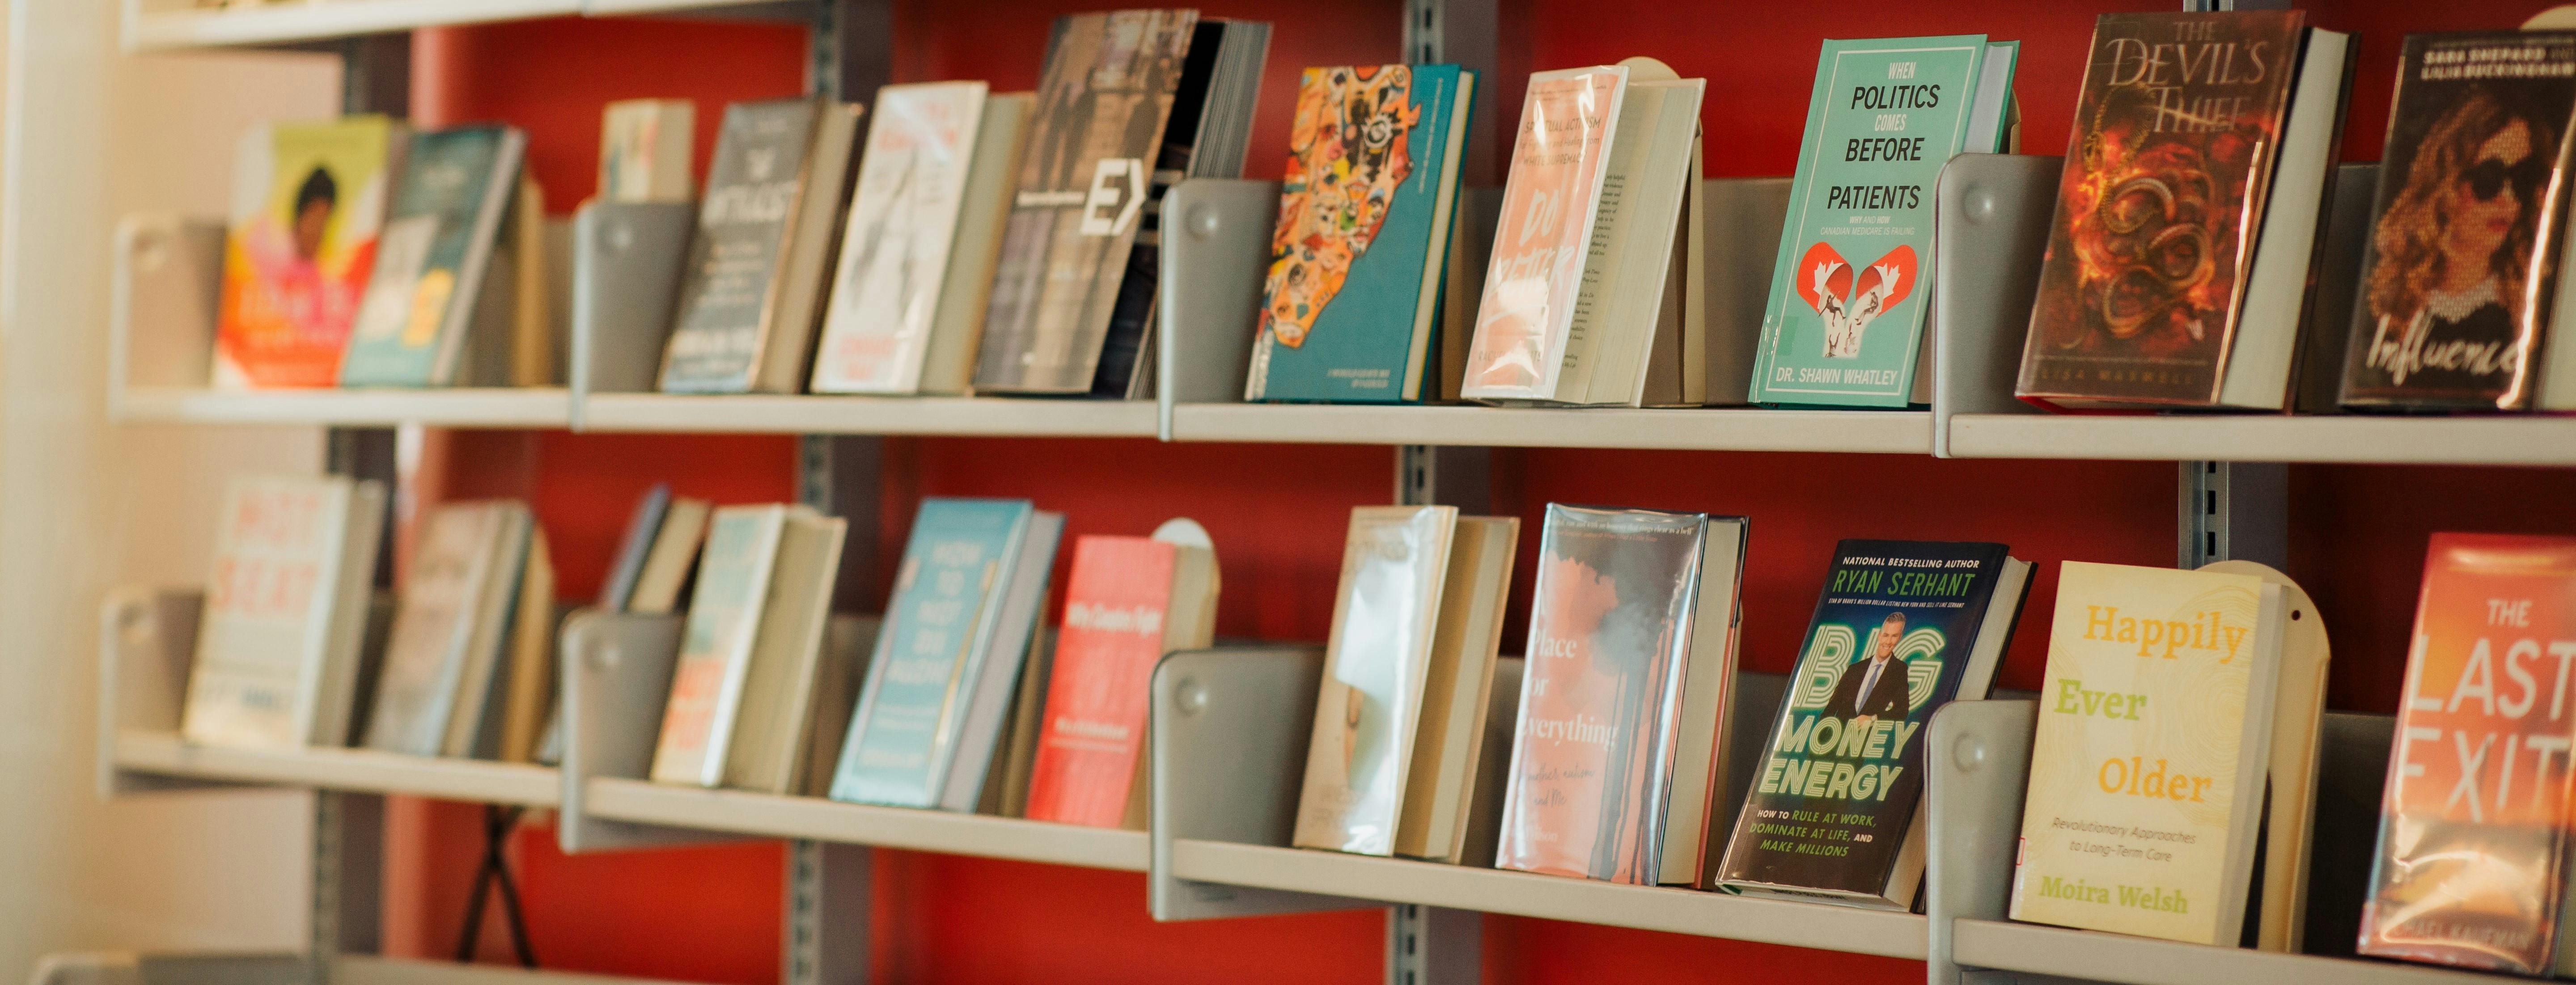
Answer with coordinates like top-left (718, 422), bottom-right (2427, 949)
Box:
top-left (1022, 534), bottom-right (1215, 828)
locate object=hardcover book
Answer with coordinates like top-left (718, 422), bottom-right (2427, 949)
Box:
top-left (2359, 534), bottom-right (2576, 973)
top-left (1246, 64), bottom-right (1476, 403)
top-left (1716, 539), bottom-right (2028, 906)
top-left (1458, 66), bottom-right (1628, 402)
top-left (363, 501), bottom-right (531, 757)
top-left (659, 98), bottom-right (864, 394)
top-left (652, 505), bottom-right (797, 787)
top-left (810, 82), bottom-right (992, 394)
top-left (1749, 37), bottom-right (2017, 408)
top-left (2017, 11), bottom-right (2309, 406)
top-left (2009, 562), bottom-right (2286, 945)
top-left (2341, 33), bottom-right (2576, 411)
top-left (599, 98), bottom-right (695, 204)
top-left (179, 475), bottom-right (385, 749)
top-left (1022, 532), bottom-right (1218, 828)
top-left (215, 117), bottom-right (399, 388)
top-left (1294, 506), bottom-right (1461, 855)
top-left (339, 126), bottom-right (527, 387)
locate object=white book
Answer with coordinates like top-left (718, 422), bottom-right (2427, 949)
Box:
top-left (2218, 28), bottom-right (2353, 411)
top-left (180, 475), bottom-right (384, 749)
top-left (651, 504), bottom-right (799, 787)
top-left (363, 501), bottom-right (529, 757)
top-left (1294, 506), bottom-right (1460, 856)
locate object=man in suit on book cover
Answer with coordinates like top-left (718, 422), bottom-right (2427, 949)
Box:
top-left (1825, 611), bottom-right (1914, 721)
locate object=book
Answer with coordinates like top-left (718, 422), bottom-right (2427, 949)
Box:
top-left (600, 484), bottom-right (672, 612)
top-left (651, 505), bottom-right (801, 786)
top-left (214, 116), bottom-right (401, 389)
top-left (178, 475), bottom-right (386, 749)
top-left (2359, 534), bottom-right (2576, 973)
top-left (1748, 37), bottom-right (2019, 408)
top-left (937, 511), bottom-right (1063, 811)
top-left (809, 83), bottom-right (1034, 395)
top-left (658, 98), bottom-right (867, 394)
top-left (1459, 61), bottom-right (1707, 406)
top-left (629, 495), bottom-right (712, 615)
top-left (1245, 64), bottom-right (1477, 403)
top-left (1493, 506), bottom-right (1746, 885)
top-left (2017, 12), bottom-right (2349, 409)
top-left (2008, 562), bottom-right (2288, 945)
top-left (599, 98), bottom-right (697, 204)
top-left (1396, 516), bottom-right (1519, 862)
top-left (363, 501), bottom-right (531, 757)
top-left (1716, 539), bottom-right (2030, 905)
top-left (2345, 33), bottom-right (2576, 412)
top-left (495, 529), bottom-right (555, 763)
top-left (1022, 531), bottom-right (1220, 828)
top-left (1293, 506), bottom-right (1462, 855)
top-left (830, 499), bottom-right (1037, 808)
top-left (339, 126), bottom-right (528, 388)
top-left (722, 512), bottom-right (848, 793)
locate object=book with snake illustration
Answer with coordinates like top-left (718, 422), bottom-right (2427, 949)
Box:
top-left (1247, 64), bottom-right (1475, 403)
top-left (1750, 36), bottom-right (2018, 408)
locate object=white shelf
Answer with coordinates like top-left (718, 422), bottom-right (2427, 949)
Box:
top-left (576, 393), bottom-right (1161, 437)
top-left (583, 0), bottom-right (805, 15)
top-left (1951, 918), bottom-right (2506, 985)
top-left (1168, 839), bottom-right (1926, 958)
top-left (585, 778), bottom-right (1148, 871)
top-left (1169, 404), bottom-right (1933, 454)
top-left (1946, 412), bottom-right (2576, 466)
top-left (124, 0), bottom-right (583, 51)
top-left (114, 386), bottom-right (573, 428)
top-left (113, 729), bottom-right (560, 806)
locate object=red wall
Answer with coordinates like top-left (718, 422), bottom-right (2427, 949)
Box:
top-left (395, 2), bottom-right (2576, 983)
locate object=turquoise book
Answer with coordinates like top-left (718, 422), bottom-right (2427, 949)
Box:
top-left (1246, 64), bottom-right (1476, 403)
top-left (1748, 37), bottom-right (2018, 408)
top-left (339, 125), bottom-right (525, 387)
top-left (830, 498), bottom-right (1032, 808)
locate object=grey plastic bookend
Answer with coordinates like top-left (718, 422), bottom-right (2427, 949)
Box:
top-left (555, 609), bottom-right (726, 853)
top-left (1930, 155), bottom-right (2060, 456)
top-left (1923, 698), bottom-right (2036, 985)
top-left (97, 587), bottom-right (224, 797)
top-left (1148, 645), bottom-right (1383, 921)
top-left (1156, 179), bottom-right (1279, 440)
top-left (570, 201), bottom-right (693, 419)
top-left (110, 216), bottom-right (225, 406)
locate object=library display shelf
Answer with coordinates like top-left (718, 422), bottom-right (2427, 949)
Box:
top-left (123, 0), bottom-right (583, 51)
top-left (112, 729), bottom-right (561, 807)
top-left (1948, 919), bottom-right (2503, 985)
top-left (575, 393), bottom-right (1162, 437)
top-left (113, 386), bottom-right (576, 429)
top-left (1943, 412), bottom-right (2576, 467)
top-left (581, 778), bottom-right (1151, 871)
top-left (1168, 403), bottom-right (1935, 453)
top-left (1169, 838), bottom-right (1928, 958)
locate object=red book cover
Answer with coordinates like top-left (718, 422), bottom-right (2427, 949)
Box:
top-left (1022, 535), bottom-right (1178, 828)
top-left (2360, 533), bottom-right (2576, 973)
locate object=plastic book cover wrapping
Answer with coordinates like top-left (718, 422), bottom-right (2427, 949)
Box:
top-left (652, 506), bottom-right (790, 786)
top-left (2339, 32), bottom-right (2576, 411)
top-left (811, 82), bottom-right (989, 394)
top-left (831, 498), bottom-right (1032, 807)
top-left (1493, 504), bottom-right (1706, 884)
top-left (659, 99), bottom-right (823, 393)
top-left (1248, 64), bottom-right (1470, 403)
top-left (1749, 37), bottom-right (1993, 408)
top-left (1459, 66), bottom-right (1627, 402)
top-left (2359, 534), bottom-right (2576, 973)
top-left (1716, 539), bottom-right (2012, 902)
top-left (971, 9), bottom-right (1199, 394)
top-left (2017, 11), bottom-right (2306, 406)
top-left (215, 117), bottom-right (394, 389)
top-left (1294, 506), bottom-right (1458, 855)
top-left (339, 126), bottom-right (522, 387)
top-left (179, 475), bottom-right (356, 749)
top-left (1023, 535), bottom-right (1181, 827)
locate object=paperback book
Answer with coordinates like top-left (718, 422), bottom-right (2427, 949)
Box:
top-left (363, 501), bottom-right (532, 757)
top-left (659, 98), bottom-right (865, 394)
top-left (214, 116), bottom-right (400, 388)
top-left (179, 475), bottom-right (385, 749)
top-left (652, 505), bottom-right (798, 786)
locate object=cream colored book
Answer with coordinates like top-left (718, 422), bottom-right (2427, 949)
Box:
top-left (598, 98), bottom-right (697, 204)
top-left (364, 501), bottom-right (528, 757)
top-left (628, 496), bottom-right (712, 615)
top-left (2008, 561), bottom-right (2287, 945)
top-left (180, 475), bottom-right (385, 750)
top-left (1293, 506), bottom-right (1461, 856)
top-left (1394, 516), bottom-right (1518, 862)
top-left (496, 530), bottom-right (555, 764)
top-left (721, 512), bottom-right (848, 793)
top-left (650, 504), bottom-right (797, 786)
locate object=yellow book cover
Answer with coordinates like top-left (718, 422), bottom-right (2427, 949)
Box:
top-left (2008, 561), bottom-right (2284, 944)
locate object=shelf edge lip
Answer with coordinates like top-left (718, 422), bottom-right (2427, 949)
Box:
top-left (114, 387), bottom-right (575, 429)
top-left (1945, 412), bottom-right (2576, 466)
top-left (1167, 838), bottom-right (1927, 959)
top-left (574, 394), bottom-right (1162, 438)
top-left (1166, 403), bottom-right (1934, 453)
top-left (126, 0), bottom-right (586, 51)
top-left (112, 730), bottom-right (561, 807)
top-left (1949, 918), bottom-right (2504, 985)
top-left (582, 778), bottom-right (1151, 871)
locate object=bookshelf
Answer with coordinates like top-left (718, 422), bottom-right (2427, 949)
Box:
top-left (114, 385), bottom-right (576, 429)
top-left (112, 729), bottom-right (562, 807)
top-left (576, 393), bottom-right (1161, 438)
top-left (581, 779), bottom-right (1150, 871)
top-left (119, 0), bottom-right (807, 51)
top-left (1168, 404), bottom-right (1932, 453)
top-left (1945, 920), bottom-right (2506, 985)
top-left (1942, 414), bottom-right (2576, 467)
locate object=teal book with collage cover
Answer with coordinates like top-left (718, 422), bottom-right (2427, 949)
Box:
top-left (339, 126), bottom-right (525, 387)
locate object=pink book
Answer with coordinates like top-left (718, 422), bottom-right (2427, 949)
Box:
top-left (1459, 66), bottom-right (1628, 402)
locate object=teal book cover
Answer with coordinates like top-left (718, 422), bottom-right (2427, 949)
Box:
top-left (830, 497), bottom-right (1031, 808)
top-left (1749, 38), bottom-right (2007, 408)
top-left (1247, 64), bottom-right (1473, 403)
top-left (340, 126), bottom-right (521, 387)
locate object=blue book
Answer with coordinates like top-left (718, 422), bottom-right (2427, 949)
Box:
top-left (830, 498), bottom-right (1033, 808)
top-left (1246, 64), bottom-right (1476, 403)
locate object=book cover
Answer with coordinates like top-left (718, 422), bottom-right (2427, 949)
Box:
top-left (2359, 534), bottom-right (2576, 972)
top-left (2017, 11), bottom-right (2307, 406)
top-left (2340, 33), bottom-right (2576, 411)
top-left (214, 117), bottom-right (394, 389)
top-left (363, 502), bottom-right (520, 756)
top-left (1294, 505), bottom-right (1459, 855)
top-left (1716, 539), bottom-right (2014, 901)
top-left (651, 505), bottom-right (791, 786)
top-left (970, 9), bottom-right (1200, 394)
top-left (1459, 67), bottom-right (1627, 402)
top-left (1247, 64), bottom-right (1473, 403)
top-left (599, 98), bottom-right (695, 204)
top-left (1023, 535), bottom-right (1180, 827)
top-left (179, 475), bottom-right (359, 748)
top-left (811, 82), bottom-right (989, 394)
top-left (1493, 504), bottom-right (1706, 884)
top-left (1749, 37), bottom-right (1995, 408)
top-left (2009, 561), bottom-right (2281, 944)
top-left (659, 99), bottom-right (823, 393)
top-left (830, 498), bottom-right (1032, 807)
top-left (339, 126), bottom-right (524, 387)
